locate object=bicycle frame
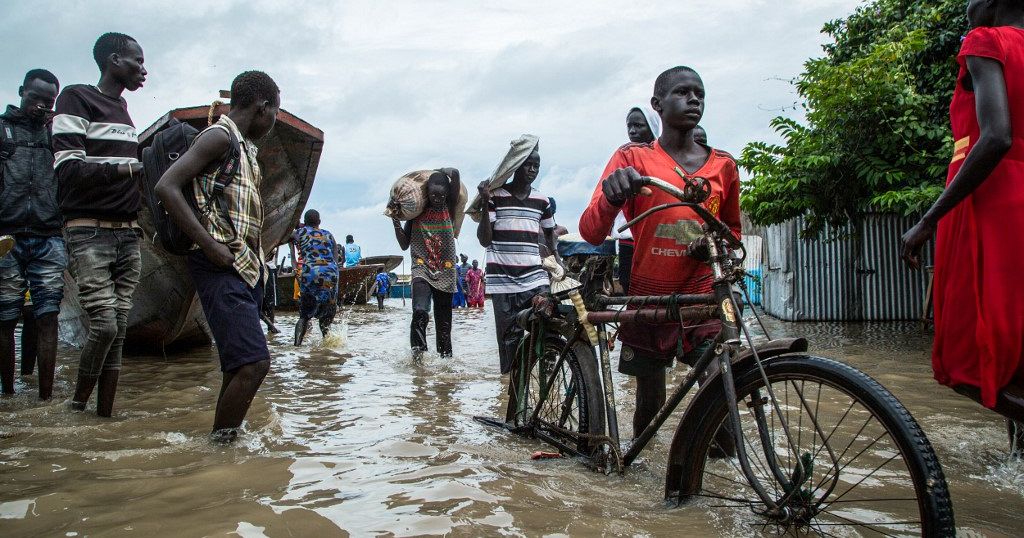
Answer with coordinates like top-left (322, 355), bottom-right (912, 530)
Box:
top-left (520, 177), bottom-right (814, 515)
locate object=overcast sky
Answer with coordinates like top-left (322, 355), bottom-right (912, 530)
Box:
top-left (2, 0), bottom-right (862, 265)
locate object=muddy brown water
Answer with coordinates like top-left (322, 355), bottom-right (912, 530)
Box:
top-left (2, 303), bottom-right (1022, 536)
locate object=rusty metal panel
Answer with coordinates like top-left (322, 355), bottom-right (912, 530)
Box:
top-left (761, 213), bottom-right (932, 321)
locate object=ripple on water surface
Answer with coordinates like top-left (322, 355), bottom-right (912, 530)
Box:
top-left (0, 304), bottom-right (1022, 536)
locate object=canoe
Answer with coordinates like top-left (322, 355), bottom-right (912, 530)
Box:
top-left (58, 104), bottom-right (323, 352)
top-left (360, 255), bottom-right (402, 273)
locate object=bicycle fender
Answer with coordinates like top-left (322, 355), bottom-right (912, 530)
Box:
top-left (663, 337), bottom-right (808, 502)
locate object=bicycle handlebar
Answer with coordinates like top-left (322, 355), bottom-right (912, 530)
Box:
top-left (614, 176), bottom-right (743, 250)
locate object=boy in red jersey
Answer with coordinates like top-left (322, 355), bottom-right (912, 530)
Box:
top-left (579, 66), bottom-right (741, 438)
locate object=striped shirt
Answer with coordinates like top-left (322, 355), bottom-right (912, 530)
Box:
top-left (192, 116), bottom-right (265, 288)
top-left (52, 85), bottom-right (140, 222)
top-left (485, 187), bottom-right (555, 294)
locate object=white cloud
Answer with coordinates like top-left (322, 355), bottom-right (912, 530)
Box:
top-left (1, 0), bottom-right (862, 265)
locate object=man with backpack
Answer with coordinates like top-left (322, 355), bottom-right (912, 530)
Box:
top-left (0, 69), bottom-right (63, 400)
top-left (52, 33), bottom-right (146, 416)
top-left (155, 71), bottom-right (280, 443)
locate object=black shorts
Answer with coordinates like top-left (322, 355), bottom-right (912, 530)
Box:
top-left (187, 250), bottom-right (270, 372)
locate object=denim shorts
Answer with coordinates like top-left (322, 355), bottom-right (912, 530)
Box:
top-left (0, 235), bottom-right (67, 321)
top-left (187, 250), bottom-right (270, 372)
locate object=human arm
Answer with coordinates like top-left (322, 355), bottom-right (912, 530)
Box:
top-left (579, 149), bottom-right (646, 245)
top-left (901, 55), bottom-right (1012, 269)
top-left (475, 181), bottom-right (494, 247)
top-left (720, 162), bottom-right (742, 241)
top-left (154, 128), bottom-right (235, 267)
top-left (393, 217), bottom-right (413, 250)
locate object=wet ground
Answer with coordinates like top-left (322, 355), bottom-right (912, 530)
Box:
top-left (1, 302), bottom-right (1022, 537)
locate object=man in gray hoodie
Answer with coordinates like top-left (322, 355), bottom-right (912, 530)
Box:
top-left (0, 69), bottom-right (64, 400)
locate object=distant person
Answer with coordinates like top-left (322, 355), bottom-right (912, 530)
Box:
top-left (393, 168), bottom-right (461, 361)
top-left (477, 146), bottom-right (557, 374)
top-left (372, 268), bottom-right (390, 310)
top-left (614, 105), bottom-right (662, 294)
top-left (580, 66), bottom-right (741, 439)
top-left (902, 1), bottom-right (1024, 415)
top-left (155, 70), bottom-right (280, 443)
top-left (0, 69), bottom-right (63, 400)
top-left (466, 259), bottom-right (485, 308)
top-left (289, 209), bottom-right (339, 344)
top-left (452, 253), bottom-right (469, 308)
top-left (692, 125), bottom-right (708, 146)
top-left (54, 33), bottom-right (146, 416)
top-left (260, 246), bottom-right (280, 334)
top-left (343, 234), bottom-right (361, 267)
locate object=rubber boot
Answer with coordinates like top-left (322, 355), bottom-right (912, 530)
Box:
top-left (294, 316), bottom-right (310, 346)
top-left (96, 369), bottom-right (119, 417)
top-left (20, 307), bottom-right (37, 375)
top-left (70, 375), bottom-right (98, 411)
top-left (34, 313), bottom-right (58, 400)
top-left (0, 319), bottom-right (16, 395)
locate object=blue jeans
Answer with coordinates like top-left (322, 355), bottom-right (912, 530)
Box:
top-left (0, 236), bottom-right (67, 321)
top-left (64, 227), bottom-right (141, 377)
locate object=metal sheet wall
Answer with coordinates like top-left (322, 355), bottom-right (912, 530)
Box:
top-left (762, 213), bottom-right (933, 321)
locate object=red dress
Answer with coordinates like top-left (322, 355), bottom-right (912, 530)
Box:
top-left (933, 26), bottom-right (1024, 407)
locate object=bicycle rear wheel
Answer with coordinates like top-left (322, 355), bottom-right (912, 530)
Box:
top-left (670, 355), bottom-right (954, 536)
top-left (507, 334), bottom-right (605, 454)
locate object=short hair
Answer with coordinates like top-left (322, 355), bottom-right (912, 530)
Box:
top-left (231, 71), bottom-right (280, 109)
top-left (23, 69), bottom-right (59, 91)
top-left (303, 209), bottom-right (320, 227)
top-left (93, 32), bottom-right (138, 70)
top-left (346, 235), bottom-right (354, 243)
top-left (427, 171), bottom-right (449, 188)
top-left (653, 66), bottom-right (700, 99)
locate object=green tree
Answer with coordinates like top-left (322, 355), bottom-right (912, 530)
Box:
top-left (740, 0), bottom-right (967, 236)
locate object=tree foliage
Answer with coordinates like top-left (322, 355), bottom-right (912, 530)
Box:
top-left (739, 0), bottom-right (966, 236)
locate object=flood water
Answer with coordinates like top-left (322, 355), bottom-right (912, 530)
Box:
top-left (2, 301), bottom-right (1022, 537)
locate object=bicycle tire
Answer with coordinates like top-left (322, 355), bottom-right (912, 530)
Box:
top-left (508, 334), bottom-right (606, 453)
top-left (668, 355), bottom-right (954, 537)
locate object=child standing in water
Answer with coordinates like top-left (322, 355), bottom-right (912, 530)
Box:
top-left (393, 168), bottom-right (461, 361)
top-left (373, 268), bottom-right (390, 310)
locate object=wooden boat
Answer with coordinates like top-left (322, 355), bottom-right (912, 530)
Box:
top-left (360, 255), bottom-right (402, 273)
top-left (58, 104), bottom-right (323, 352)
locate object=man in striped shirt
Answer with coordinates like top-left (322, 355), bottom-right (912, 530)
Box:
top-left (53, 32), bottom-right (146, 417)
top-left (476, 147), bottom-right (557, 374)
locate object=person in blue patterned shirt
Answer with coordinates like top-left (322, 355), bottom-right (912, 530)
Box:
top-left (289, 209), bottom-right (339, 345)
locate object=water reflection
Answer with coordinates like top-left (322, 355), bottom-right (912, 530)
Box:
top-left (0, 303), bottom-right (1021, 536)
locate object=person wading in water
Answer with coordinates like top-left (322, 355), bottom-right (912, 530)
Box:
top-left (902, 0), bottom-right (1024, 454)
top-left (393, 168), bottom-right (461, 361)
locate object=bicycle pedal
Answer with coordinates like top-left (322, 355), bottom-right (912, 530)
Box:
top-left (530, 451), bottom-right (563, 460)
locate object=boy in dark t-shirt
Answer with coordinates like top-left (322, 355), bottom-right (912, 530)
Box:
top-left (53, 32), bottom-right (147, 417)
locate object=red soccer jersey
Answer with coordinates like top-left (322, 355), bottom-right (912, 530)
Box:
top-left (579, 141), bottom-right (741, 297)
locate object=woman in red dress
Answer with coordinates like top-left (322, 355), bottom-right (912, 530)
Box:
top-left (902, 0), bottom-right (1024, 409)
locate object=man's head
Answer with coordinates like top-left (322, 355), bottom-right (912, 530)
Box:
top-left (346, 235), bottom-right (354, 244)
top-left (651, 66), bottom-right (704, 132)
top-left (513, 148), bottom-right (541, 186)
top-left (304, 209), bottom-right (321, 227)
top-left (472, 259), bottom-right (479, 269)
top-left (626, 108), bottom-right (656, 144)
top-left (19, 69), bottom-right (59, 123)
top-left (426, 171), bottom-right (450, 209)
top-left (231, 70), bottom-right (280, 139)
top-left (693, 125), bottom-right (708, 146)
top-left (94, 32), bottom-right (146, 91)
top-left (460, 253), bottom-right (468, 263)
top-left (967, 0), bottom-right (1024, 27)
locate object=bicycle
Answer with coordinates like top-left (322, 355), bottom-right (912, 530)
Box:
top-left (477, 175), bottom-right (955, 536)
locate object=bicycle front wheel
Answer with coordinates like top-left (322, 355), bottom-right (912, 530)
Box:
top-left (670, 355), bottom-right (954, 537)
top-left (507, 334), bottom-right (605, 454)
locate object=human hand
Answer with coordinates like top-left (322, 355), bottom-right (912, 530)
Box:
top-left (900, 219), bottom-right (935, 270)
top-left (601, 167), bottom-right (645, 206)
top-left (477, 181), bottom-right (491, 202)
top-left (204, 241), bottom-right (236, 268)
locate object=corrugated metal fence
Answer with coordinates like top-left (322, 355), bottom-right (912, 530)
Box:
top-left (760, 213), bottom-right (933, 321)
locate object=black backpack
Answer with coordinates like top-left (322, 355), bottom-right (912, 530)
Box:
top-left (140, 118), bottom-right (241, 255)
